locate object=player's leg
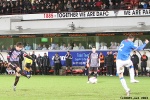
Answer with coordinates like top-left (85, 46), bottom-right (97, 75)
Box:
top-left (141, 66), bottom-right (144, 76)
top-left (70, 66), bottom-right (72, 75)
top-left (93, 67), bottom-right (98, 78)
top-left (135, 64), bottom-right (138, 77)
top-left (99, 63), bottom-right (103, 75)
top-left (127, 60), bottom-right (139, 83)
top-left (69, 61), bottom-right (72, 75)
top-left (116, 60), bottom-right (130, 96)
top-left (144, 66), bottom-right (146, 76)
top-left (13, 67), bottom-right (22, 91)
top-left (65, 66), bottom-right (68, 75)
top-left (87, 67), bottom-right (93, 83)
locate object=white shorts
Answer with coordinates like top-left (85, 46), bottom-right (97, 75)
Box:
top-left (116, 59), bottom-right (133, 74)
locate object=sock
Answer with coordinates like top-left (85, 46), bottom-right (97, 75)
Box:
top-left (94, 72), bottom-right (97, 78)
top-left (129, 66), bottom-right (135, 81)
top-left (14, 76), bottom-right (20, 86)
top-left (120, 77), bottom-right (129, 92)
top-left (70, 69), bottom-right (72, 75)
top-left (88, 73), bottom-right (91, 81)
top-left (66, 69), bottom-right (67, 75)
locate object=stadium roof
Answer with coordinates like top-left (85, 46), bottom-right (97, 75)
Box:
top-left (0, 25), bottom-right (150, 35)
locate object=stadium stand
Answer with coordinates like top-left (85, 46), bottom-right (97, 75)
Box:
top-left (0, 0), bottom-right (149, 15)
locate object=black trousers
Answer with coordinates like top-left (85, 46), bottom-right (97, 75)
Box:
top-left (31, 62), bottom-right (36, 75)
top-left (42, 66), bottom-right (49, 75)
top-left (107, 66), bottom-right (112, 75)
top-left (54, 63), bottom-right (60, 75)
top-left (141, 66), bottom-right (146, 75)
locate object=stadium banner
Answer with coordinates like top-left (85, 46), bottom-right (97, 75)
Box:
top-left (21, 9), bottom-right (150, 20)
top-left (48, 51), bottom-right (114, 67)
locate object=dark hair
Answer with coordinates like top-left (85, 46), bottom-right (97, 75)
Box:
top-left (92, 46), bottom-right (96, 48)
top-left (16, 42), bottom-right (23, 47)
top-left (128, 34), bottom-right (134, 39)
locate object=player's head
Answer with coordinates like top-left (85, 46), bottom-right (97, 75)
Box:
top-left (67, 51), bottom-right (70, 54)
top-left (100, 52), bottom-right (102, 55)
top-left (15, 42), bottom-right (23, 51)
top-left (127, 34), bottom-right (134, 41)
top-left (92, 46), bottom-right (96, 53)
top-left (133, 51), bottom-right (136, 55)
top-left (55, 53), bottom-right (59, 56)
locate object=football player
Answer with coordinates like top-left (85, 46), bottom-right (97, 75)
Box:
top-left (7, 42), bottom-right (33, 91)
top-left (116, 35), bottom-right (149, 96)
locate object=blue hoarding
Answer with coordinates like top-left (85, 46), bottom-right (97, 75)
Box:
top-left (48, 51), bottom-right (116, 67)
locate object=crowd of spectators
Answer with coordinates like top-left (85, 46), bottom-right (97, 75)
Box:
top-left (0, 38), bottom-right (145, 51)
top-left (0, 0), bottom-right (150, 15)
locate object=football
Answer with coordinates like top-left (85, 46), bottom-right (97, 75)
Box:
top-left (146, 67), bottom-right (150, 72)
top-left (89, 77), bottom-right (98, 84)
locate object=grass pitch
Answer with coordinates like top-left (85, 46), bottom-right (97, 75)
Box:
top-left (0, 75), bottom-right (150, 100)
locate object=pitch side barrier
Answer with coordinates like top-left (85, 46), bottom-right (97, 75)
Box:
top-left (0, 50), bottom-right (150, 69)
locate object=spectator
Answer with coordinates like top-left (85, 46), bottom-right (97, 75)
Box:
top-left (109, 1), bottom-right (115, 10)
top-left (60, 43), bottom-right (64, 50)
top-left (51, 43), bottom-right (56, 50)
top-left (78, 43), bottom-right (84, 50)
top-left (48, 44), bottom-right (51, 50)
top-left (66, 0), bottom-right (73, 11)
top-left (40, 6), bottom-right (45, 13)
top-left (113, 52), bottom-right (117, 75)
top-left (36, 6), bottom-right (40, 13)
top-left (62, 44), bottom-right (67, 50)
top-left (147, 1), bottom-right (150, 9)
top-left (58, 0), bottom-right (63, 11)
top-left (109, 42), bottom-right (117, 49)
top-left (36, 44), bottom-right (43, 50)
top-left (141, 52), bottom-right (148, 76)
top-left (114, 2), bottom-right (120, 9)
top-left (8, 45), bottom-right (13, 51)
top-left (51, 3), bottom-right (55, 12)
top-left (116, 43), bottom-right (120, 49)
top-left (99, 52), bottom-right (105, 75)
top-left (45, 5), bottom-right (50, 12)
top-left (105, 51), bottom-right (114, 76)
top-left (42, 44), bottom-right (48, 50)
top-left (73, 4), bottom-right (78, 11)
top-left (120, 1), bottom-right (126, 9)
top-left (100, 42), bottom-right (107, 50)
top-left (131, 51), bottom-right (139, 77)
top-left (23, 7), bottom-right (28, 14)
top-left (64, 0), bottom-right (68, 6)
top-left (42, 53), bottom-right (50, 75)
top-left (73, 43), bottom-right (79, 50)
top-left (36, 54), bottom-right (43, 75)
top-left (65, 51), bottom-right (73, 75)
top-left (1, 45), bottom-right (7, 52)
top-left (67, 43), bottom-right (72, 50)
top-left (55, 44), bottom-right (60, 50)
top-left (24, 44), bottom-right (32, 50)
top-left (95, 0), bottom-right (103, 10)
top-left (54, 53), bottom-right (61, 75)
top-left (134, 38), bottom-right (143, 46)
top-left (63, 5), bottom-right (68, 11)
top-left (142, 2), bottom-right (148, 9)
top-left (101, 3), bottom-right (109, 10)
top-left (138, 2), bottom-right (143, 9)
top-left (31, 51), bottom-right (37, 75)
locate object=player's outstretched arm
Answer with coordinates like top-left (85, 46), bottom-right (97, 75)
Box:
top-left (136, 39), bottom-right (149, 51)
